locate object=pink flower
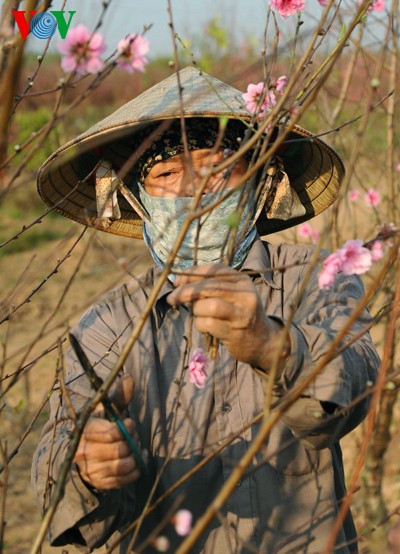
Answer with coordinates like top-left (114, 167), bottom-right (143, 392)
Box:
top-left (263, 89), bottom-right (277, 112)
top-left (373, 0), bottom-right (385, 11)
top-left (188, 348), bottom-right (209, 388)
top-left (270, 0), bottom-right (306, 18)
top-left (297, 223), bottom-right (312, 239)
top-left (318, 251), bottom-right (343, 290)
top-left (173, 509), bottom-right (193, 536)
top-left (243, 76), bottom-right (287, 116)
top-left (318, 239), bottom-right (377, 289)
top-left (395, 163), bottom-right (400, 172)
top-left (340, 240), bottom-right (373, 275)
top-left (318, 0), bottom-right (327, 5)
top-left (243, 82), bottom-right (266, 114)
top-left (364, 188), bottom-right (381, 208)
top-left (116, 34), bottom-right (149, 74)
top-left (370, 240), bottom-right (384, 262)
top-left (358, 0), bottom-right (385, 12)
top-left (58, 24), bottom-right (106, 75)
top-left (348, 190), bottom-right (360, 202)
top-left (297, 223), bottom-right (319, 243)
top-left (275, 75), bottom-right (287, 94)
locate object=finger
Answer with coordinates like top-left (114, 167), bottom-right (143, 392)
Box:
top-left (168, 276), bottom-right (249, 306)
top-left (75, 436), bottom-right (137, 464)
top-left (174, 263), bottom-right (234, 286)
top-left (111, 374), bottom-right (135, 409)
top-left (83, 417), bottom-right (136, 443)
top-left (192, 298), bottom-right (239, 321)
top-left (193, 316), bottom-right (231, 338)
top-left (77, 453), bottom-right (141, 490)
top-left (84, 468), bottom-right (141, 490)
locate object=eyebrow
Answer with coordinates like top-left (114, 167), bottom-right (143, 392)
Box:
top-left (151, 151), bottom-right (226, 168)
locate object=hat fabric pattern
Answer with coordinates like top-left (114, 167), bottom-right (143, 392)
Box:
top-left (37, 66), bottom-right (345, 238)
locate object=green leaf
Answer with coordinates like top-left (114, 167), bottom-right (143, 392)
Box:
top-left (223, 211), bottom-right (241, 229)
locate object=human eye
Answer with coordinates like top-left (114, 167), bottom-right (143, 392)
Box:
top-left (150, 163), bottom-right (181, 180)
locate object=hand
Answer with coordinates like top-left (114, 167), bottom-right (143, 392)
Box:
top-left (74, 374), bottom-right (142, 491)
top-left (167, 263), bottom-right (290, 372)
top-left (388, 521), bottom-right (400, 554)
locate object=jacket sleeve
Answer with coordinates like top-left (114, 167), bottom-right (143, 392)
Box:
top-left (31, 301), bottom-right (136, 548)
top-left (271, 249), bottom-right (380, 450)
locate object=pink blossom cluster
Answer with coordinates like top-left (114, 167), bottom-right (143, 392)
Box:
top-left (297, 223), bottom-right (319, 243)
top-left (242, 76), bottom-right (287, 117)
top-left (348, 188), bottom-right (381, 208)
top-left (58, 25), bottom-right (106, 75)
top-left (270, 0), bottom-right (385, 18)
top-left (270, 0), bottom-right (305, 18)
top-left (188, 348), bottom-right (209, 388)
top-left (116, 34), bottom-right (149, 74)
top-left (58, 25), bottom-right (149, 76)
top-left (318, 239), bottom-right (384, 290)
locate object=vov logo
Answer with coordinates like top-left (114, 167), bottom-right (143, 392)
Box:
top-left (12, 10), bottom-right (76, 40)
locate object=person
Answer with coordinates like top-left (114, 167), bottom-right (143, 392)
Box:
top-left (32, 66), bottom-right (380, 553)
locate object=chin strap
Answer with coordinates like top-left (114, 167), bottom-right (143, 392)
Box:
top-left (94, 159), bottom-right (150, 224)
top-left (252, 156), bottom-right (306, 225)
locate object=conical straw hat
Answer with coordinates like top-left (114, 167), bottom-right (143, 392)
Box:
top-left (37, 66), bottom-right (345, 238)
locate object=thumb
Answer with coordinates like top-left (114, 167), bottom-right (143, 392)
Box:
top-left (111, 374), bottom-right (135, 409)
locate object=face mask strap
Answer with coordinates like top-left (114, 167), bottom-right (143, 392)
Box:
top-left (252, 156), bottom-right (306, 223)
top-left (117, 180), bottom-right (151, 223)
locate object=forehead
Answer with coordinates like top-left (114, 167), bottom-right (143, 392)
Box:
top-left (135, 118), bottom-right (246, 184)
top-left (149, 149), bottom-right (224, 167)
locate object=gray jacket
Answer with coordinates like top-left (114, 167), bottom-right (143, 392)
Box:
top-left (32, 239), bottom-right (379, 553)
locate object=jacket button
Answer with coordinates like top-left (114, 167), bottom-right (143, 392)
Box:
top-left (222, 402), bottom-right (232, 413)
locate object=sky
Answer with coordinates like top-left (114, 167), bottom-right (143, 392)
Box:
top-left (20, 0), bottom-right (389, 59)
top-left (23, 0), bottom-right (277, 56)
top-left (97, 0), bottom-right (271, 55)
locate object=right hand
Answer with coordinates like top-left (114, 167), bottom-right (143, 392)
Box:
top-left (74, 374), bottom-right (141, 491)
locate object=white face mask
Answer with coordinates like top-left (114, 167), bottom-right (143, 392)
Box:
top-left (138, 183), bottom-right (257, 274)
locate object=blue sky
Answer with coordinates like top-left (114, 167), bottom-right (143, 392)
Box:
top-left (98, 0), bottom-right (271, 55)
top-left (24, 0), bottom-right (277, 55)
top-left (22, 0), bottom-right (388, 57)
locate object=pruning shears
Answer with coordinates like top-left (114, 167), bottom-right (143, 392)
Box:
top-left (68, 333), bottom-right (147, 475)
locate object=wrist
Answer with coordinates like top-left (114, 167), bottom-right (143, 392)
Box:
top-left (253, 317), bottom-right (291, 377)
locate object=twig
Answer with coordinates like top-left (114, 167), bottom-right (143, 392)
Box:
top-left (0, 441), bottom-right (8, 553)
top-left (323, 238), bottom-right (400, 553)
top-left (0, 378), bottom-right (57, 474)
top-left (0, 228), bottom-right (86, 326)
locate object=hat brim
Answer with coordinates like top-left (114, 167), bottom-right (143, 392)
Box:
top-left (37, 67), bottom-right (345, 238)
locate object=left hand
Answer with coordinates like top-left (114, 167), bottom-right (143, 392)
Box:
top-left (167, 263), bottom-right (290, 372)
